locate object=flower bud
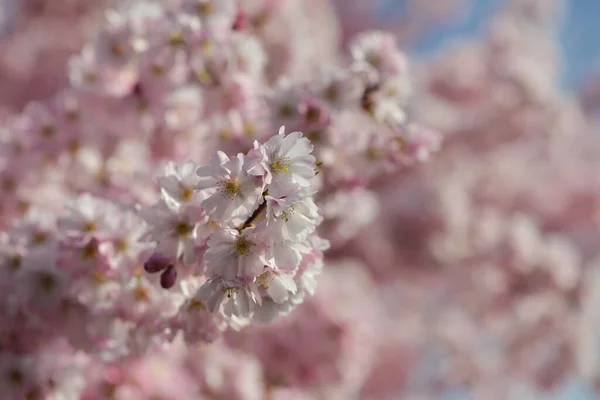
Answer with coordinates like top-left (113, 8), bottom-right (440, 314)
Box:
top-left (143, 252), bottom-right (171, 274)
top-left (160, 265), bottom-right (178, 289)
top-left (232, 9), bottom-right (247, 31)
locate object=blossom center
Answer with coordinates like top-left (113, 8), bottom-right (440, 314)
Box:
top-left (110, 41), bottom-right (127, 57)
top-left (367, 147), bottom-right (382, 160)
top-left (279, 104), bottom-right (295, 118)
top-left (175, 221), bottom-right (194, 236)
top-left (188, 298), bottom-right (206, 311)
top-left (225, 286), bottom-right (240, 298)
top-left (168, 31), bottom-right (185, 47)
top-left (83, 221), bottom-right (97, 233)
top-left (8, 255), bottom-right (21, 271)
top-left (324, 85), bottom-right (339, 102)
top-left (84, 72), bottom-right (98, 84)
top-left (270, 156), bottom-right (291, 175)
top-left (219, 178), bottom-right (240, 198)
top-left (114, 238), bottom-right (129, 253)
top-left (7, 368), bottom-right (24, 386)
top-left (257, 271), bottom-right (274, 289)
top-left (82, 241), bottom-right (98, 259)
top-left (233, 236), bottom-right (254, 256)
top-left (32, 231), bottom-right (48, 245)
top-left (134, 285), bottom-right (151, 302)
top-left (41, 124), bottom-right (55, 138)
top-left (305, 105), bottom-right (322, 122)
top-left (281, 206), bottom-right (295, 222)
top-left (181, 187), bottom-right (195, 202)
top-left (198, 3), bottom-right (215, 15)
top-left (39, 272), bottom-right (57, 294)
top-left (2, 177), bottom-right (16, 192)
top-left (151, 63), bottom-right (165, 76)
top-left (366, 53), bottom-right (381, 68)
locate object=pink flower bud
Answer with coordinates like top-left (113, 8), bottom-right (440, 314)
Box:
top-left (143, 252), bottom-right (171, 274)
top-left (160, 265), bottom-right (178, 289)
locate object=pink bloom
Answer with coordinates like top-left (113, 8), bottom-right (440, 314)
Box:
top-left (196, 151), bottom-right (264, 223)
top-left (246, 127), bottom-right (316, 197)
top-left (204, 227), bottom-right (269, 281)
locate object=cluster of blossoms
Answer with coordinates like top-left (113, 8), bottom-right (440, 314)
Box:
top-left (142, 127), bottom-right (325, 323)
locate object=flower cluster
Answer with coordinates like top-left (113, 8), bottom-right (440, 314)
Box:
top-left (141, 127), bottom-right (326, 323)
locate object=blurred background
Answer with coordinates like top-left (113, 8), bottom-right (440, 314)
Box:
top-left (380, 0), bottom-right (600, 90)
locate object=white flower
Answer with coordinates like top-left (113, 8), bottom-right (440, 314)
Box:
top-left (163, 86), bottom-right (203, 130)
top-left (196, 278), bottom-right (261, 318)
top-left (252, 297), bottom-right (295, 323)
top-left (316, 67), bottom-right (364, 110)
top-left (11, 210), bottom-right (58, 251)
top-left (204, 227), bottom-right (269, 281)
top-left (196, 151), bottom-right (264, 223)
top-left (99, 210), bottom-right (154, 274)
top-left (17, 248), bottom-right (67, 313)
top-left (140, 200), bottom-right (207, 265)
top-left (58, 193), bottom-right (117, 240)
top-left (157, 160), bottom-right (202, 206)
top-left (350, 31), bottom-right (407, 80)
top-left (269, 240), bottom-right (311, 272)
top-left (89, 15), bottom-right (136, 68)
top-left (265, 189), bottom-right (319, 242)
top-left (256, 270), bottom-right (297, 304)
top-left (246, 127), bottom-right (316, 197)
top-left (230, 33), bottom-right (267, 77)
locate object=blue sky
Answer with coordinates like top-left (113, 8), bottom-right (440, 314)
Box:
top-left (381, 0), bottom-right (600, 90)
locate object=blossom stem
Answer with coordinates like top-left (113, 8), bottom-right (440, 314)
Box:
top-left (238, 191), bottom-right (268, 231)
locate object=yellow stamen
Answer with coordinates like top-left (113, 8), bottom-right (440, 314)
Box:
top-left (198, 3), bottom-right (215, 16)
top-left (270, 156), bottom-right (291, 175)
top-left (32, 231), bottom-right (48, 245)
top-left (257, 272), bottom-right (273, 289)
top-left (233, 236), bottom-right (253, 256)
top-left (39, 272), bottom-right (57, 294)
top-left (181, 187), bottom-right (195, 202)
top-left (114, 238), bottom-right (128, 253)
top-left (134, 285), bottom-right (150, 302)
top-left (367, 147), bottom-right (382, 160)
top-left (91, 271), bottom-right (106, 284)
top-left (188, 298), bottom-right (206, 311)
top-left (279, 104), bottom-right (295, 118)
top-left (83, 221), bottom-right (97, 233)
top-left (324, 85), bottom-right (339, 102)
top-left (244, 122), bottom-right (256, 137)
top-left (194, 68), bottom-right (214, 86)
top-left (110, 41), bottom-right (127, 57)
top-left (219, 178), bottom-right (240, 198)
top-left (168, 31), bottom-right (185, 47)
top-left (82, 243), bottom-right (98, 260)
top-left (151, 64), bottom-right (165, 76)
top-left (175, 221), bottom-right (193, 236)
top-left (84, 72), bottom-right (98, 84)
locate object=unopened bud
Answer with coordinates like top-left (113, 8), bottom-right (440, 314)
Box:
top-left (232, 9), bottom-right (247, 31)
top-left (143, 252), bottom-right (171, 274)
top-left (160, 265), bottom-right (178, 289)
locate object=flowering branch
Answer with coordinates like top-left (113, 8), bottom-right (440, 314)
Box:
top-left (238, 190), bottom-right (268, 232)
